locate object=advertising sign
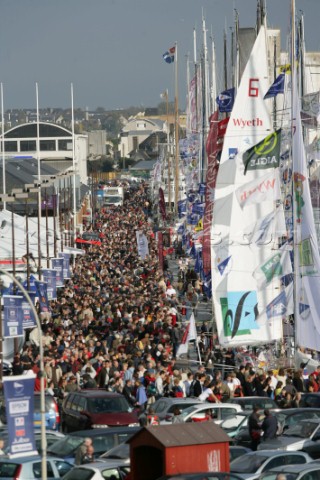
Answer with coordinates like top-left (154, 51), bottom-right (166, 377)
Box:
top-left (3, 374), bottom-right (37, 458)
top-left (51, 257), bottom-right (64, 287)
top-left (59, 252), bottom-right (71, 279)
top-left (34, 281), bottom-right (50, 312)
top-left (42, 269), bottom-right (57, 300)
top-left (3, 295), bottom-right (24, 338)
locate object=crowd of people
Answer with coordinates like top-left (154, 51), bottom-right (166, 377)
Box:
top-left (6, 179), bottom-right (320, 464)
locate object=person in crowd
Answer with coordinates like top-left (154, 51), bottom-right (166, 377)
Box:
top-left (82, 445), bottom-right (95, 464)
top-left (261, 409), bottom-right (278, 440)
top-left (248, 405), bottom-right (262, 451)
top-left (75, 438), bottom-right (93, 465)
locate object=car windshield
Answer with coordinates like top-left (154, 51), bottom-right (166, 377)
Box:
top-left (179, 405), bottom-right (206, 418)
top-left (230, 454), bottom-right (269, 473)
top-left (283, 421), bottom-right (319, 438)
top-left (0, 462), bottom-right (20, 477)
top-left (87, 396), bottom-right (130, 414)
top-left (47, 435), bottom-right (83, 456)
top-left (260, 472), bottom-right (299, 480)
top-left (100, 443), bottom-right (129, 459)
top-left (221, 414), bottom-right (248, 430)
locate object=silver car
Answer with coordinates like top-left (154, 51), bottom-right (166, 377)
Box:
top-left (0, 455), bottom-right (72, 479)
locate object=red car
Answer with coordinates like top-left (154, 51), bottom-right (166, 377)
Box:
top-left (61, 390), bottom-right (139, 432)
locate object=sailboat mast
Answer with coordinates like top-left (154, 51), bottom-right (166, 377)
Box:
top-left (210, 28), bottom-right (217, 117)
top-left (174, 41), bottom-right (179, 214)
top-left (202, 13), bottom-right (209, 182)
top-left (223, 27), bottom-right (228, 90)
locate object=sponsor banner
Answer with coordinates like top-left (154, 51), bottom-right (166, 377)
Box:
top-left (242, 129), bottom-right (281, 174)
top-left (21, 292), bottom-right (37, 329)
top-left (34, 281), bottom-right (50, 313)
top-left (203, 111), bottom-right (220, 274)
top-left (136, 231), bottom-right (149, 260)
top-left (42, 269), bottom-right (57, 300)
top-left (157, 231), bottom-right (164, 272)
top-left (253, 244), bottom-right (292, 290)
top-left (58, 252), bottom-right (71, 279)
top-left (51, 258), bottom-right (64, 287)
top-left (159, 187), bottom-right (166, 221)
top-left (3, 295), bottom-right (24, 338)
top-left (3, 374), bottom-right (37, 458)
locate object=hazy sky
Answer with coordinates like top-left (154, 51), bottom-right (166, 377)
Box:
top-left (0, 0), bottom-right (319, 111)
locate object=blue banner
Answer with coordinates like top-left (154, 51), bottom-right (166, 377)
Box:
top-left (3, 295), bottom-right (24, 338)
top-left (42, 269), bottom-right (57, 300)
top-left (51, 257), bottom-right (64, 287)
top-left (187, 213), bottom-right (201, 225)
top-left (3, 374), bottom-right (37, 458)
top-left (59, 252), bottom-right (71, 279)
top-left (198, 183), bottom-right (206, 196)
top-left (21, 292), bottom-right (37, 329)
top-left (35, 281), bottom-right (50, 312)
top-left (192, 202), bottom-right (205, 215)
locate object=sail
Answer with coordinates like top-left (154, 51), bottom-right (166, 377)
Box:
top-left (211, 25), bottom-right (288, 346)
top-left (292, 78), bottom-right (320, 351)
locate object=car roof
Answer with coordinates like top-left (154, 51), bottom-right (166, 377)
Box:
top-left (75, 460), bottom-right (129, 470)
top-left (273, 408), bottom-right (320, 414)
top-left (238, 450), bottom-right (309, 458)
top-left (155, 398), bottom-right (203, 404)
top-left (70, 426), bottom-right (140, 437)
top-left (263, 465), bottom-right (320, 473)
top-left (0, 456), bottom-right (67, 463)
top-left (67, 390), bottom-right (123, 398)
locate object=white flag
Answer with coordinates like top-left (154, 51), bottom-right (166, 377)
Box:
top-left (176, 313), bottom-right (197, 357)
top-left (235, 170), bottom-right (281, 209)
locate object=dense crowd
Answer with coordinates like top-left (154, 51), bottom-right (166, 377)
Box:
top-left (8, 180), bottom-right (320, 429)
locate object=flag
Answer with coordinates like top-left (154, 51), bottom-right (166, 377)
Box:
top-left (280, 64), bottom-right (291, 73)
top-left (136, 230), bottom-right (149, 259)
top-left (236, 170), bottom-right (281, 209)
top-left (242, 129), bottom-right (282, 174)
top-left (195, 218), bottom-right (203, 232)
top-left (159, 187), bottom-right (167, 221)
top-left (176, 314), bottom-right (197, 357)
top-left (252, 244), bottom-right (292, 290)
top-left (264, 73), bottom-right (285, 99)
top-left (301, 91), bottom-right (320, 127)
top-left (163, 46), bottom-right (175, 64)
top-left (216, 87), bottom-right (235, 113)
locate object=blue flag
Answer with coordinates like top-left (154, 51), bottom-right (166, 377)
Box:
top-left (163, 46), bottom-right (175, 64)
top-left (3, 295), bottom-right (24, 338)
top-left (264, 73), bottom-right (285, 99)
top-left (42, 269), bottom-right (57, 300)
top-left (198, 183), bottom-right (206, 196)
top-left (216, 87), bottom-right (235, 112)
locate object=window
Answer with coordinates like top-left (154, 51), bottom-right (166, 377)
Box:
top-left (154, 401), bottom-right (166, 413)
top-left (40, 140), bottom-right (56, 151)
top-left (33, 461), bottom-right (55, 478)
top-left (20, 140), bottom-right (36, 151)
top-left (92, 435), bottom-right (116, 454)
top-left (101, 468), bottom-right (121, 480)
top-left (53, 460), bottom-right (73, 477)
top-left (65, 395), bottom-right (74, 410)
top-left (0, 463), bottom-right (20, 477)
top-left (58, 139), bottom-right (73, 151)
top-left (4, 141), bottom-right (17, 152)
top-left (221, 408), bottom-right (238, 419)
top-left (70, 395), bottom-right (82, 412)
top-left (132, 136), bottom-right (138, 151)
top-left (78, 397), bottom-right (86, 412)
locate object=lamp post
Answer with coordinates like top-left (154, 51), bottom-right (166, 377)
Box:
top-left (0, 269), bottom-right (47, 480)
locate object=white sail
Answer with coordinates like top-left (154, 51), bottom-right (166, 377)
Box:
top-left (292, 77), bottom-right (320, 350)
top-left (211, 25), bottom-right (287, 346)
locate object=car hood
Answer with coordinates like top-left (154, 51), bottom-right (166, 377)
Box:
top-left (89, 411), bottom-right (138, 427)
top-left (259, 436), bottom-right (308, 450)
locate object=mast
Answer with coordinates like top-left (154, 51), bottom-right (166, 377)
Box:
top-left (1, 84), bottom-right (5, 210)
top-left (174, 41), bottom-right (179, 214)
top-left (202, 12), bottom-right (209, 182)
top-left (234, 9), bottom-right (240, 89)
top-left (210, 28), bottom-right (217, 117)
top-left (223, 26), bottom-right (228, 90)
top-left (36, 82), bottom-right (41, 280)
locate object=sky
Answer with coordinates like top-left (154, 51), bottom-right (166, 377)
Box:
top-left (0, 0), bottom-right (319, 111)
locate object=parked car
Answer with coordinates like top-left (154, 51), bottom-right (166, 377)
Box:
top-left (228, 396), bottom-right (278, 412)
top-left (230, 450), bottom-right (312, 480)
top-left (161, 403), bottom-right (242, 425)
top-left (258, 418), bottom-right (320, 459)
top-left (0, 429), bottom-right (64, 454)
top-left (259, 464), bottom-right (320, 480)
top-left (62, 460), bottom-right (130, 480)
top-left (0, 455), bottom-right (72, 480)
top-left (99, 443), bottom-right (130, 462)
top-left (229, 446), bottom-right (252, 463)
top-left (0, 393), bottom-right (60, 431)
top-left (153, 398), bottom-right (204, 422)
top-left (300, 393), bottom-right (320, 408)
top-left (48, 426), bottom-right (140, 463)
top-left (61, 390), bottom-right (139, 432)
top-left (230, 409), bottom-right (320, 448)
top-left (156, 473), bottom-right (245, 480)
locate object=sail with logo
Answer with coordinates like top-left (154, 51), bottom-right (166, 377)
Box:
top-left (211, 24), bottom-right (292, 346)
top-left (292, 72), bottom-right (320, 351)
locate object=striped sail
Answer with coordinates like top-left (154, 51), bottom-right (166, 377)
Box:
top-left (211, 25), bottom-right (289, 346)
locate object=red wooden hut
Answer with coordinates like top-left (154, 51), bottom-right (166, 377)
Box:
top-left (128, 422), bottom-right (230, 480)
